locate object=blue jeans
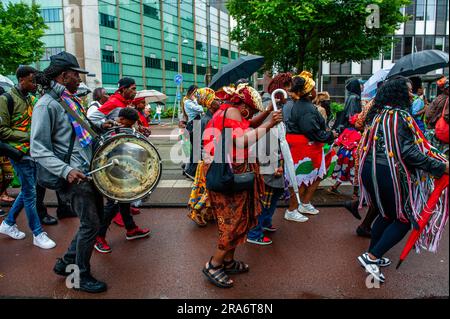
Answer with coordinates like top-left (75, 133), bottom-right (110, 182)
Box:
top-left (247, 187), bottom-right (284, 240)
top-left (5, 157), bottom-right (43, 236)
top-left (153, 113), bottom-right (161, 123)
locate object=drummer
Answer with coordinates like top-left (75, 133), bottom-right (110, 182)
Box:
top-left (94, 107), bottom-right (151, 254)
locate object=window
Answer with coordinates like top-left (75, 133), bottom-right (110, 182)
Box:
top-left (424, 36), bottom-right (434, 49)
top-left (100, 13), bottom-right (115, 28)
top-left (426, 0), bottom-right (436, 21)
top-left (415, 36), bottom-right (423, 51)
top-left (102, 49), bottom-right (115, 63)
top-left (404, 36), bottom-right (413, 55)
top-left (182, 63), bottom-right (194, 74)
top-left (435, 37), bottom-right (444, 51)
top-left (360, 60), bottom-right (372, 75)
top-left (165, 60), bottom-right (178, 71)
top-left (393, 37), bottom-right (403, 61)
top-left (330, 62), bottom-right (351, 75)
top-left (330, 62), bottom-right (341, 75)
top-left (40, 8), bottom-right (63, 22)
top-left (197, 65), bottom-right (206, 75)
top-left (41, 47), bottom-right (64, 60)
top-left (143, 4), bottom-right (159, 19)
top-left (220, 48), bottom-right (229, 57)
top-left (416, 0), bottom-right (425, 20)
top-left (196, 41), bottom-right (206, 51)
top-left (145, 57), bottom-right (161, 69)
top-left (435, 0), bottom-right (447, 35)
top-left (404, 1), bottom-right (415, 35)
top-left (231, 51), bottom-right (237, 59)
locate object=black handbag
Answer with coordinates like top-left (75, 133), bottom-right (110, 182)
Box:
top-left (206, 109), bottom-right (255, 193)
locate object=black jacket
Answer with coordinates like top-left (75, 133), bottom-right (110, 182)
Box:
top-left (366, 113), bottom-right (446, 178)
top-left (286, 98), bottom-right (334, 144)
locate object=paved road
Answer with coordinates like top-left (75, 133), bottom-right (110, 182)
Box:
top-left (0, 206), bottom-right (448, 299)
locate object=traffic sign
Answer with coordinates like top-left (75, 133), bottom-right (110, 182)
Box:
top-left (174, 74), bottom-right (183, 85)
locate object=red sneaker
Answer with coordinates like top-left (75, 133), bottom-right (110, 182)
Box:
top-left (126, 226), bottom-right (151, 240)
top-left (112, 213), bottom-right (125, 227)
top-left (94, 236), bottom-right (112, 253)
top-left (130, 207), bottom-right (141, 215)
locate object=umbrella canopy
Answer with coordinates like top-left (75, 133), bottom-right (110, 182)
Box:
top-left (361, 66), bottom-right (393, 101)
top-left (208, 55), bottom-right (264, 90)
top-left (135, 89), bottom-right (167, 104)
top-left (0, 74), bottom-right (14, 90)
top-left (386, 50), bottom-right (449, 79)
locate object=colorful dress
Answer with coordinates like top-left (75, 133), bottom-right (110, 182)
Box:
top-left (332, 128), bottom-right (361, 183)
top-left (203, 104), bottom-right (264, 250)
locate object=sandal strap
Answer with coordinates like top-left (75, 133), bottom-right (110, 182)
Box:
top-left (224, 259), bottom-right (248, 271)
top-left (206, 262), bottom-right (231, 284)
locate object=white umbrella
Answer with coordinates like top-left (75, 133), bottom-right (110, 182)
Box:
top-left (361, 66), bottom-right (393, 101)
top-left (0, 74), bottom-right (14, 89)
top-left (271, 89), bottom-right (301, 205)
top-left (135, 90), bottom-right (167, 104)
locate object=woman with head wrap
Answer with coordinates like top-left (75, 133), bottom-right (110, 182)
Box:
top-left (201, 83), bottom-right (282, 288)
top-left (187, 88), bottom-right (222, 227)
top-left (285, 71), bottom-right (338, 219)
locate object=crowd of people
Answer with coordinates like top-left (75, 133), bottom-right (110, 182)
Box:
top-left (0, 50), bottom-right (449, 293)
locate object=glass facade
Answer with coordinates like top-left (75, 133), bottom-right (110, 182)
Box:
top-left (10, 0), bottom-right (241, 99)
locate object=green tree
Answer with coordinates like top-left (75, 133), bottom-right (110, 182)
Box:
top-left (227, 0), bottom-right (410, 74)
top-left (0, 2), bottom-right (47, 74)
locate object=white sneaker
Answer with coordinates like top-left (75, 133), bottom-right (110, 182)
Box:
top-left (299, 203), bottom-right (319, 215)
top-left (0, 221), bottom-right (26, 240)
top-left (33, 232), bottom-right (56, 249)
top-left (284, 209), bottom-right (309, 222)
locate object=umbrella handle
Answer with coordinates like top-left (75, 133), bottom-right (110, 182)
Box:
top-left (270, 89), bottom-right (288, 112)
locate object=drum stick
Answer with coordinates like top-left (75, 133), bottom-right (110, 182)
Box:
top-left (86, 159), bottom-right (119, 176)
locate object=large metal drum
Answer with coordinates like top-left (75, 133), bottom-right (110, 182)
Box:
top-left (90, 128), bottom-right (162, 202)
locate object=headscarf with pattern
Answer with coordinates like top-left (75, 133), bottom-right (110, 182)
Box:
top-left (221, 83), bottom-right (263, 112)
top-left (293, 71), bottom-right (316, 97)
top-left (196, 88), bottom-right (216, 109)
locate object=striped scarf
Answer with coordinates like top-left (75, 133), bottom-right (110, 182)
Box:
top-left (61, 90), bottom-right (93, 148)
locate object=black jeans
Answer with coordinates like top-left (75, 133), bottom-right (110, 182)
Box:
top-left (98, 199), bottom-right (136, 237)
top-left (57, 181), bottom-right (103, 276)
top-left (361, 161), bottom-right (411, 258)
top-left (35, 184), bottom-right (74, 219)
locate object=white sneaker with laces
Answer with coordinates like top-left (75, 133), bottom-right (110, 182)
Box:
top-left (0, 221), bottom-right (26, 240)
top-left (299, 203), bottom-right (319, 215)
top-left (284, 209), bottom-right (309, 222)
top-left (33, 232), bottom-right (56, 249)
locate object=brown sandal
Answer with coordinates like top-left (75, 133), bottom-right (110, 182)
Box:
top-left (223, 259), bottom-right (249, 274)
top-left (202, 258), bottom-right (233, 288)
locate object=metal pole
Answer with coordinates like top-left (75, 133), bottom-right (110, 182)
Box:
top-left (206, 0), bottom-right (212, 86)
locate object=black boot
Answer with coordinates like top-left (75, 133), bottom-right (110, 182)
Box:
top-left (53, 258), bottom-right (73, 276)
top-left (41, 214), bottom-right (58, 225)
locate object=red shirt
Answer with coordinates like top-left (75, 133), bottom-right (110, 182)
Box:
top-left (97, 92), bottom-right (130, 116)
top-left (203, 104), bottom-right (251, 161)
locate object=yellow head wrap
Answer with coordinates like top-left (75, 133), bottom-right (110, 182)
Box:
top-left (293, 70), bottom-right (316, 97)
top-left (196, 88), bottom-right (216, 109)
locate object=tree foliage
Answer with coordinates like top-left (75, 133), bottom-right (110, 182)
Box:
top-left (227, 0), bottom-right (410, 74)
top-left (0, 2), bottom-right (47, 74)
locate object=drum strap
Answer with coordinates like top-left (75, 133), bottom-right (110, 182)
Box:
top-left (58, 98), bottom-right (99, 138)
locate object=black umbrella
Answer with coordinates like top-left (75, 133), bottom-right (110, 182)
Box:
top-left (386, 50), bottom-right (449, 79)
top-left (208, 55), bottom-right (264, 90)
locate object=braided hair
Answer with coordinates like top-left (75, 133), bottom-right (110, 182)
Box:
top-left (34, 64), bottom-right (67, 94)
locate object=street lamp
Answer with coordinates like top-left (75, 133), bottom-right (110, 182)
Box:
top-left (205, 0), bottom-right (212, 86)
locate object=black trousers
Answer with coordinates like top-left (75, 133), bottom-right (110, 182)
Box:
top-left (58, 181), bottom-right (104, 276)
top-left (98, 199), bottom-right (136, 237)
top-left (35, 184), bottom-right (75, 219)
top-left (361, 161), bottom-right (411, 258)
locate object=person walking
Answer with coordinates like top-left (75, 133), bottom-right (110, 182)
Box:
top-left (32, 51), bottom-right (115, 292)
top-left (356, 76), bottom-right (449, 283)
top-left (0, 66), bottom-right (56, 249)
top-left (201, 83), bottom-right (282, 288)
top-left (285, 72), bottom-right (338, 218)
